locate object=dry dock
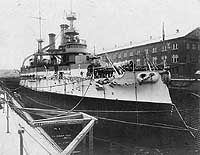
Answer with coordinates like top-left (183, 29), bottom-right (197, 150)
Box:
top-left (0, 85), bottom-right (97, 155)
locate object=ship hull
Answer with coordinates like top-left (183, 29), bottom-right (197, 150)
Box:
top-left (15, 86), bottom-right (194, 147)
top-left (0, 76), bottom-right (193, 148)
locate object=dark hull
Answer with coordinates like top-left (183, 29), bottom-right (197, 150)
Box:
top-left (14, 86), bottom-right (194, 148)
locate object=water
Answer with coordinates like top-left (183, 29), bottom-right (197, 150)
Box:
top-left (41, 123), bottom-right (198, 155)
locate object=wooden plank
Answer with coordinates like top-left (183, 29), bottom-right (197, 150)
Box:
top-left (89, 127), bottom-right (93, 155)
top-left (82, 123), bottom-right (87, 155)
top-left (33, 118), bottom-right (91, 127)
top-left (32, 113), bottom-right (83, 123)
top-left (19, 107), bottom-right (73, 115)
top-left (60, 120), bottom-right (95, 155)
top-left (80, 112), bottom-right (97, 121)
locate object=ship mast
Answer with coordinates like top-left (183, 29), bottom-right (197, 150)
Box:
top-left (66, 0), bottom-right (79, 43)
top-left (37, 0), bottom-right (44, 53)
top-left (162, 22), bottom-right (167, 68)
top-left (33, 0), bottom-right (44, 54)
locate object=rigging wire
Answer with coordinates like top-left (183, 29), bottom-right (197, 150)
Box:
top-left (12, 102), bottom-right (200, 116)
top-left (68, 77), bottom-right (93, 112)
top-left (172, 103), bottom-right (196, 137)
top-left (21, 93), bottom-right (63, 110)
top-left (95, 116), bottom-right (189, 131)
top-left (72, 108), bottom-right (199, 113)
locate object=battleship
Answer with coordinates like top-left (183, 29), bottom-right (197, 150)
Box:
top-left (15, 7), bottom-right (195, 146)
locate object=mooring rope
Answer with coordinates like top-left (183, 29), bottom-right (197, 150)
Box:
top-left (172, 103), bottom-right (195, 137)
top-left (68, 77), bottom-right (93, 112)
top-left (95, 116), bottom-right (189, 131)
top-left (73, 108), bottom-right (198, 113)
top-left (190, 92), bottom-right (200, 98)
top-left (22, 94), bottom-right (63, 110)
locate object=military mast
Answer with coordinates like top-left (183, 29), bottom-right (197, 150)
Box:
top-left (32, 0), bottom-right (45, 62)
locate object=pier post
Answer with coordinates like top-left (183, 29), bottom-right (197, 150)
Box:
top-left (196, 92), bottom-right (200, 151)
top-left (88, 127), bottom-right (93, 155)
top-left (0, 92), bottom-right (5, 113)
top-left (6, 103), bottom-right (9, 133)
top-left (18, 127), bottom-right (24, 155)
top-left (2, 100), bottom-right (5, 113)
top-left (190, 90), bottom-right (200, 150)
top-left (5, 93), bottom-right (9, 133)
top-left (82, 123), bottom-right (87, 155)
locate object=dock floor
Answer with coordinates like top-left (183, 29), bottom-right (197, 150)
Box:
top-left (0, 104), bottom-right (60, 155)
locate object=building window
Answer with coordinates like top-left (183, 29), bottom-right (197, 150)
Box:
top-left (136, 50), bottom-right (140, 55)
top-left (152, 57), bottom-right (157, 64)
top-left (175, 43), bottom-right (178, 49)
top-left (144, 48), bottom-right (148, 55)
top-left (130, 51), bottom-right (134, 56)
top-left (161, 45), bottom-right (167, 52)
top-left (161, 55), bottom-right (167, 64)
top-left (118, 53), bottom-right (121, 58)
top-left (124, 52), bottom-right (127, 58)
top-left (191, 54), bottom-right (197, 62)
top-left (165, 46), bottom-right (167, 51)
top-left (198, 44), bottom-right (200, 50)
top-left (152, 47), bottom-right (157, 53)
top-left (172, 55), bottom-right (179, 63)
top-left (136, 59), bottom-right (140, 66)
top-left (167, 43), bottom-right (171, 50)
top-left (186, 43), bottom-right (190, 49)
top-left (172, 44), bottom-right (175, 50)
top-left (143, 59), bottom-right (147, 66)
top-left (186, 54), bottom-right (190, 63)
top-left (161, 55), bottom-right (167, 60)
top-left (192, 44), bottom-right (196, 50)
top-left (172, 43), bottom-right (178, 50)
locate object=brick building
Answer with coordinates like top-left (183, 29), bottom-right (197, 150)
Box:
top-left (98, 27), bottom-right (200, 78)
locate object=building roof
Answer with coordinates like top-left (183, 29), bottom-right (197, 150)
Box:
top-left (98, 27), bottom-right (200, 55)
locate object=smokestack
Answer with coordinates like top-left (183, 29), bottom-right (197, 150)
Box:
top-left (48, 33), bottom-right (56, 49)
top-left (60, 24), bottom-right (69, 45)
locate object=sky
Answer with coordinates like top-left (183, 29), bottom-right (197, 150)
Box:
top-left (0, 0), bottom-right (200, 69)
